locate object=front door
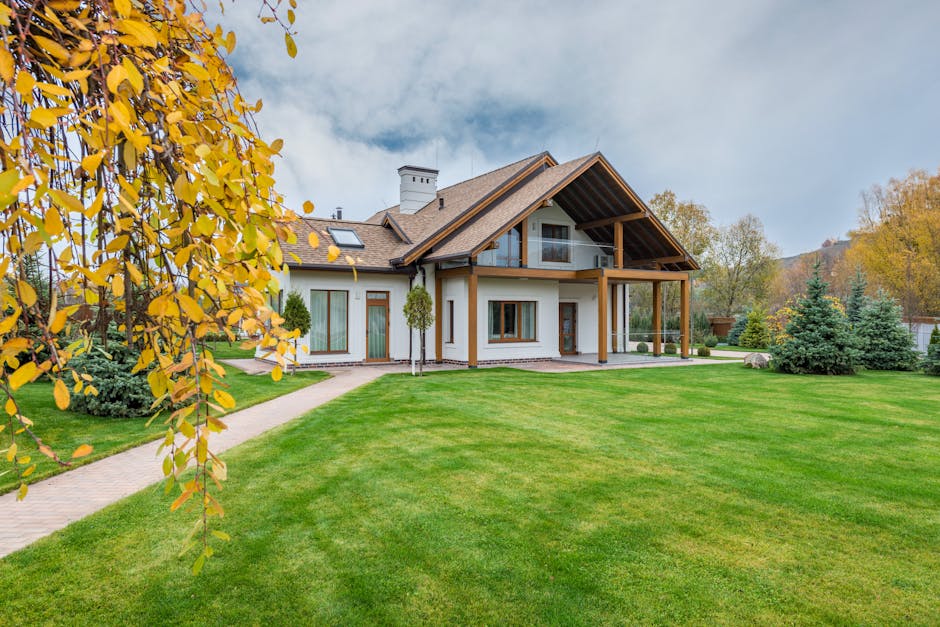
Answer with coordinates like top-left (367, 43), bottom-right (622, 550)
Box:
top-left (366, 291), bottom-right (389, 362)
top-left (559, 302), bottom-right (577, 354)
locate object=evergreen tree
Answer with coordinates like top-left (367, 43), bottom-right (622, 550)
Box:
top-left (738, 307), bottom-right (771, 349)
top-left (771, 263), bottom-right (859, 375)
top-left (923, 342), bottom-right (940, 376)
top-left (726, 309), bottom-right (749, 346)
top-left (845, 266), bottom-right (868, 326)
top-left (403, 285), bottom-right (435, 376)
top-left (855, 291), bottom-right (918, 370)
top-left (930, 326), bottom-right (940, 346)
top-left (282, 291), bottom-right (311, 374)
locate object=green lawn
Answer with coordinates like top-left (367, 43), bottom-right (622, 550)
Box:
top-left (2, 365), bottom-right (940, 623)
top-left (1, 344), bottom-right (327, 495)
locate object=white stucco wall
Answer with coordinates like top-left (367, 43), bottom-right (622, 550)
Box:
top-left (526, 202), bottom-right (609, 270)
top-left (476, 278), bottom-right (560, 361)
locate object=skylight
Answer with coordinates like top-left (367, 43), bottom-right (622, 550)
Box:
top-left (328, 227), bottom-right (364, 248)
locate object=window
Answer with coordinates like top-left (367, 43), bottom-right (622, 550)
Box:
top-left (327, 227), bottom-right (364, 248)
top-left (488, 301), bottom-right (536, 342)
top-left (446, 300), bottom-right (454, 343)
top-left (309, 290), bottom-right (348, 353)
top-left (541, 224), bottom-right (570, 262)
top-left (268, 289), bottom-right (283, 314)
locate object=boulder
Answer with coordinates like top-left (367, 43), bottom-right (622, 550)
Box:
top-left (744, 353), bottom-right (769, 369)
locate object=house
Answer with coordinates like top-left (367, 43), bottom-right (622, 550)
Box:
top-left (268, 151), bottom-right (698, 368)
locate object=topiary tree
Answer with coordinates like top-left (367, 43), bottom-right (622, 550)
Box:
top-left (726, 310), bottom-right (749, 346)
top-left (845, 266), bottom-right (869, 327)
top-left (738, 307), bottom-right (770, 349)
top-left (403, 285), bottom-right (434, 376)
top-left (771, 263), bottom-right (859, 375)
top-left (855, 290), bottom-right (918, 370)
top-left (281, 292), bottom-right (311, 374)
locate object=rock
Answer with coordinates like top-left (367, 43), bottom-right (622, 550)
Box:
top-left (744, 353), bottom-right (769, 369)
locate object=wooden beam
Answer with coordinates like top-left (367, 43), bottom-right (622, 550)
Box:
top-left (622, 254), bottom-right (689, 268)
top-left (611, 283), bottom-right (618, 353)
top-left (614, 221), bottom-right (623, 269)
top-left (652, 281), bottom-right (662, 356)
top-left (435, 276), bottom-right (443, 363)
top-left (468, 272), bottom-right (478, 368)
top-left (520, 218), bottom-right (528, 267)
top-left (476, 266), bottom-right (579, 280)
top-left (575, 212), bottom-right (647, 231)
top-left (603, 268), bottom-right (691, 282)
top-left (680, 278), bottom-right (690, 359)
top-left (435, 266), bottom-right (471, 279)
top-left (598, 272), bottom-right (608, 364)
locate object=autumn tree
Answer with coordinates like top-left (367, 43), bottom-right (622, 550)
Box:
top-left (648, 190), bottom-right (715, 259)
top-left (848, 168), bottom-right (940, 318)
top-left (0, 0), bottom-right (323, 572)
top-left (700, 215), bottom-right (779, 317)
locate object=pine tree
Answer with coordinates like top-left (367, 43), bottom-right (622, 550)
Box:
top-left (845, 266), bottom-right (869, 326)
top-left (738, 307), bottom-right (771, 349)
top-left (282, 291), bottom-right (311, 374)
top-left (923, 342), bottom-right (940, 376)
top-left (930, 326), bottom-right (940, 346)
top-left (726, 309), bottom-right (749, 346)
top-left (771, 263), bottom-right (859, 375)
top-left (855, 291), bottom-right (918, 370)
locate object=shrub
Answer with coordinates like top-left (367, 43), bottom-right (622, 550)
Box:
top-left (726, 311), bottom-right (749, 346)
top-left (697, 345), bottom-right (711, 357)
top-left (636, 342), bottom-right (648, 353)
top-left (923, 342), bottom-right (940, 376)
top-left (69, 344), bottom-right (158, 418)
top-left (771, 263), bottom-right (859, 375)
top-left (704, 334), bottom-right (718, 348)
top-left (664, 342), bottom-right (677, 354)
top-left (738, 308), bottom-right (770, 349)
top-left (855, 291), bottom-right (918, 371)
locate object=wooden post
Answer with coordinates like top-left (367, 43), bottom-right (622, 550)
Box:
top-left (468, 271), bottom-right (478, 368)
top-left (680, 278), bottom-right (691, 359)
top-left (520, 218), bottom-right (528, 267)
top-left (598, 272), bottom-right (608, 363)
top-left (435, 275), bottom-right (443, 363)
top-left (611, 283), bottom-right (618, 353)
top-left (652, 281), bottom-right (662, 356)
top-left (614, 221), bottom-right (623, 269)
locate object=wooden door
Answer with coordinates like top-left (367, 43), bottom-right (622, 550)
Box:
top-left (559, 302), bottom-right (577, 354)
top-left (366, 291), bottom-right (389, 362)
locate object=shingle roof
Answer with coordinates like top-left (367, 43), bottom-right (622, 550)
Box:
top-left (281, 218), bottom-right (408, 271)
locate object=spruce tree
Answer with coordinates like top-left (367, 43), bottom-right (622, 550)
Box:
top-left (738, 307), bottom-right (770, 349)
top-left (771, 263), bottom-right (859, 375)
top-left (855, 291), bottom-right (918, 370)
top-left (845, 266), bottom-right (869, 326)
top-left (923, 342), bottom-right (940, 376)
top-left (726, 309), bottom-right (749, 346)
top-left (282, 291), bottom-right (311, 374)
top-left (930, 326), bottom-right (940, 346)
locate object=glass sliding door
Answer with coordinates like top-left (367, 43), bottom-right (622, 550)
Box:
top-left (366, 291), bottom-right (389, 361)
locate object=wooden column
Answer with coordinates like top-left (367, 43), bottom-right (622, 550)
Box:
top-left (680, 278), bottom-right (691, 359)
top-left (520, 218), bottom-right (528, 267)
top-left (652, 281), bottom-right (662, 356)
top-left (597, 272), bottom-right (608, 363)
top-left (435, 275), bottom-right (443, 363)
top-left (614, 221), bottom-right (623, 269)
top-left (467, 271), bottom-right (478, 368)
top-left (611, 283), bottom-right (618, 353)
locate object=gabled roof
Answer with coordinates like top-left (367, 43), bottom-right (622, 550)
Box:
top-left (281, 218), bottom-right (409, 272)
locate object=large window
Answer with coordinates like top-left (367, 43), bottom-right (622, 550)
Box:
top-left (541, 224), bottom-right (570, 263)
top-left (488, 301), bottom-right (536, 342)
top-left (309, 290), bottom-right (348, 353)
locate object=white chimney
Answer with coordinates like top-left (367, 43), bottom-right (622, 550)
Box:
top-left (398, 165), bottom-right (438, 214)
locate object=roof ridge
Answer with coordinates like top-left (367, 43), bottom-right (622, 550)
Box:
top-left (433, 151), bottom-right (551, 195)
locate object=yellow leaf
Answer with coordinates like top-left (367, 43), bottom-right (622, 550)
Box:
top-left (195, 215), bottom-right (215, 236)
top-left (170, 489), bottom-right (193, 511)
top-left (302, 200), bottom-right (315, 214)
top-left (71, 443), bottom-right (93, 459)
top-left (29, 107), bottom-right (64, 129)
top-left (285, 32), bottom-right (297, 58)
top-left (270, 138), bottom-right (284, 153)
top-left (44, 208), bottom-right (64, 236)
top-left (5, 442), bottom-right (16, 462)
top-left (53, 378), bottom-right (70, 410)
top-left (271, 365), bottom-right (283, 382)
top-left (327, 245), bottom-right (341, 262)
top-left (8, 361), bottom-right (37, 391)
top-left (0, 47), bottom-right (13, 83)
top-left (178, 419), bottom-right (195, 439)
top-left (112, 274), bottom-right (125, 298)
top-left (166, 110), bottom-right (183, 124)
top-left (17, 280), bottom-right (37, 307)
top-left (33, 36), bottom-right (69, 61)
top-left (106, 64), bottom-right (127, 94)
top-left (81, 151), bottom-right (104, 174)
top-left (118, 19), bottom-right (159, 47)
top-left (50, 309), bottom-right (68, 334)
top-left (213, 389), bottom-right (236, 409)
top-left (4, 397), bottom-right (15, 415)
top-left (182, 62), bottom-right (210, 82)
top-left (307, 231), bottom-right (319, 248)
top-left (114, 0), bottom-right (132, 17)
top-left (178, 293), bottom-right (205, 322)
top-left (17, 483), bottom-right (27, 501)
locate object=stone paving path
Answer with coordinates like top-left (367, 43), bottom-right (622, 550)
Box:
top-left (0, 356), bottom-right (738, 559)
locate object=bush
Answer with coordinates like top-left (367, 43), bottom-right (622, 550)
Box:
top-left (664, 342), bottom-right (677, 354)
top-left (738, 308), bottom-right (770, 349)
top-left (704, 334), bottom-right (718, 348)
top-left (923, 342), bottom-right (940, 376)
top-left (69, 344), bottom-right (158, 418)
top-left (636, 342), bottom-right (648, 353)
top-left (697, 345), bottom-right (711, 357)
top-left (726, 311), bottom-right (749, 346)
top-left (771, 264), bottom-right (859, 375)
top-left (855, 291), bottom-right (918, 371)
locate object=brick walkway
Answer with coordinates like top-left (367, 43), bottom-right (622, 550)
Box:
top-left (0, 357), bottom-right (737, 559)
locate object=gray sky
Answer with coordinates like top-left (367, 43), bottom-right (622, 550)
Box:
top-left (221, 0), bottom-right (940, 256)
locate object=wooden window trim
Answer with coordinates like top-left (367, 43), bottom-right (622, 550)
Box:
top-left (541, 223), bottom-right (571, 263)
top-left (488, 300), bottom-right (537, 343)
top-left (310, 289), bottom-right (349, 354)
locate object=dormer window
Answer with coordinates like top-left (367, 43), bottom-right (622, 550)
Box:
top-left (328, 227), bottom-right (364, 248)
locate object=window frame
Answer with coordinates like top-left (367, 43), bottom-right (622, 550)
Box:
top-left (327, 227), bottom-right (365, 249)
top-left (446, 300), bottom-right (455, 344)
top-left (309, 289), bottom-right (349, 354)
top-left (487, 300), bottom-right (537, 343)
top-left (541, 223), bottom-right (571, 263)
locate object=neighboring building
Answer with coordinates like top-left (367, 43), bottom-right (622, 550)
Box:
top-left (268, 151), bottom-right (698, 367)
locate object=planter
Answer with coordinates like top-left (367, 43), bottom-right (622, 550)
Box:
top-left (708, 316), bottom-right (736, 339)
